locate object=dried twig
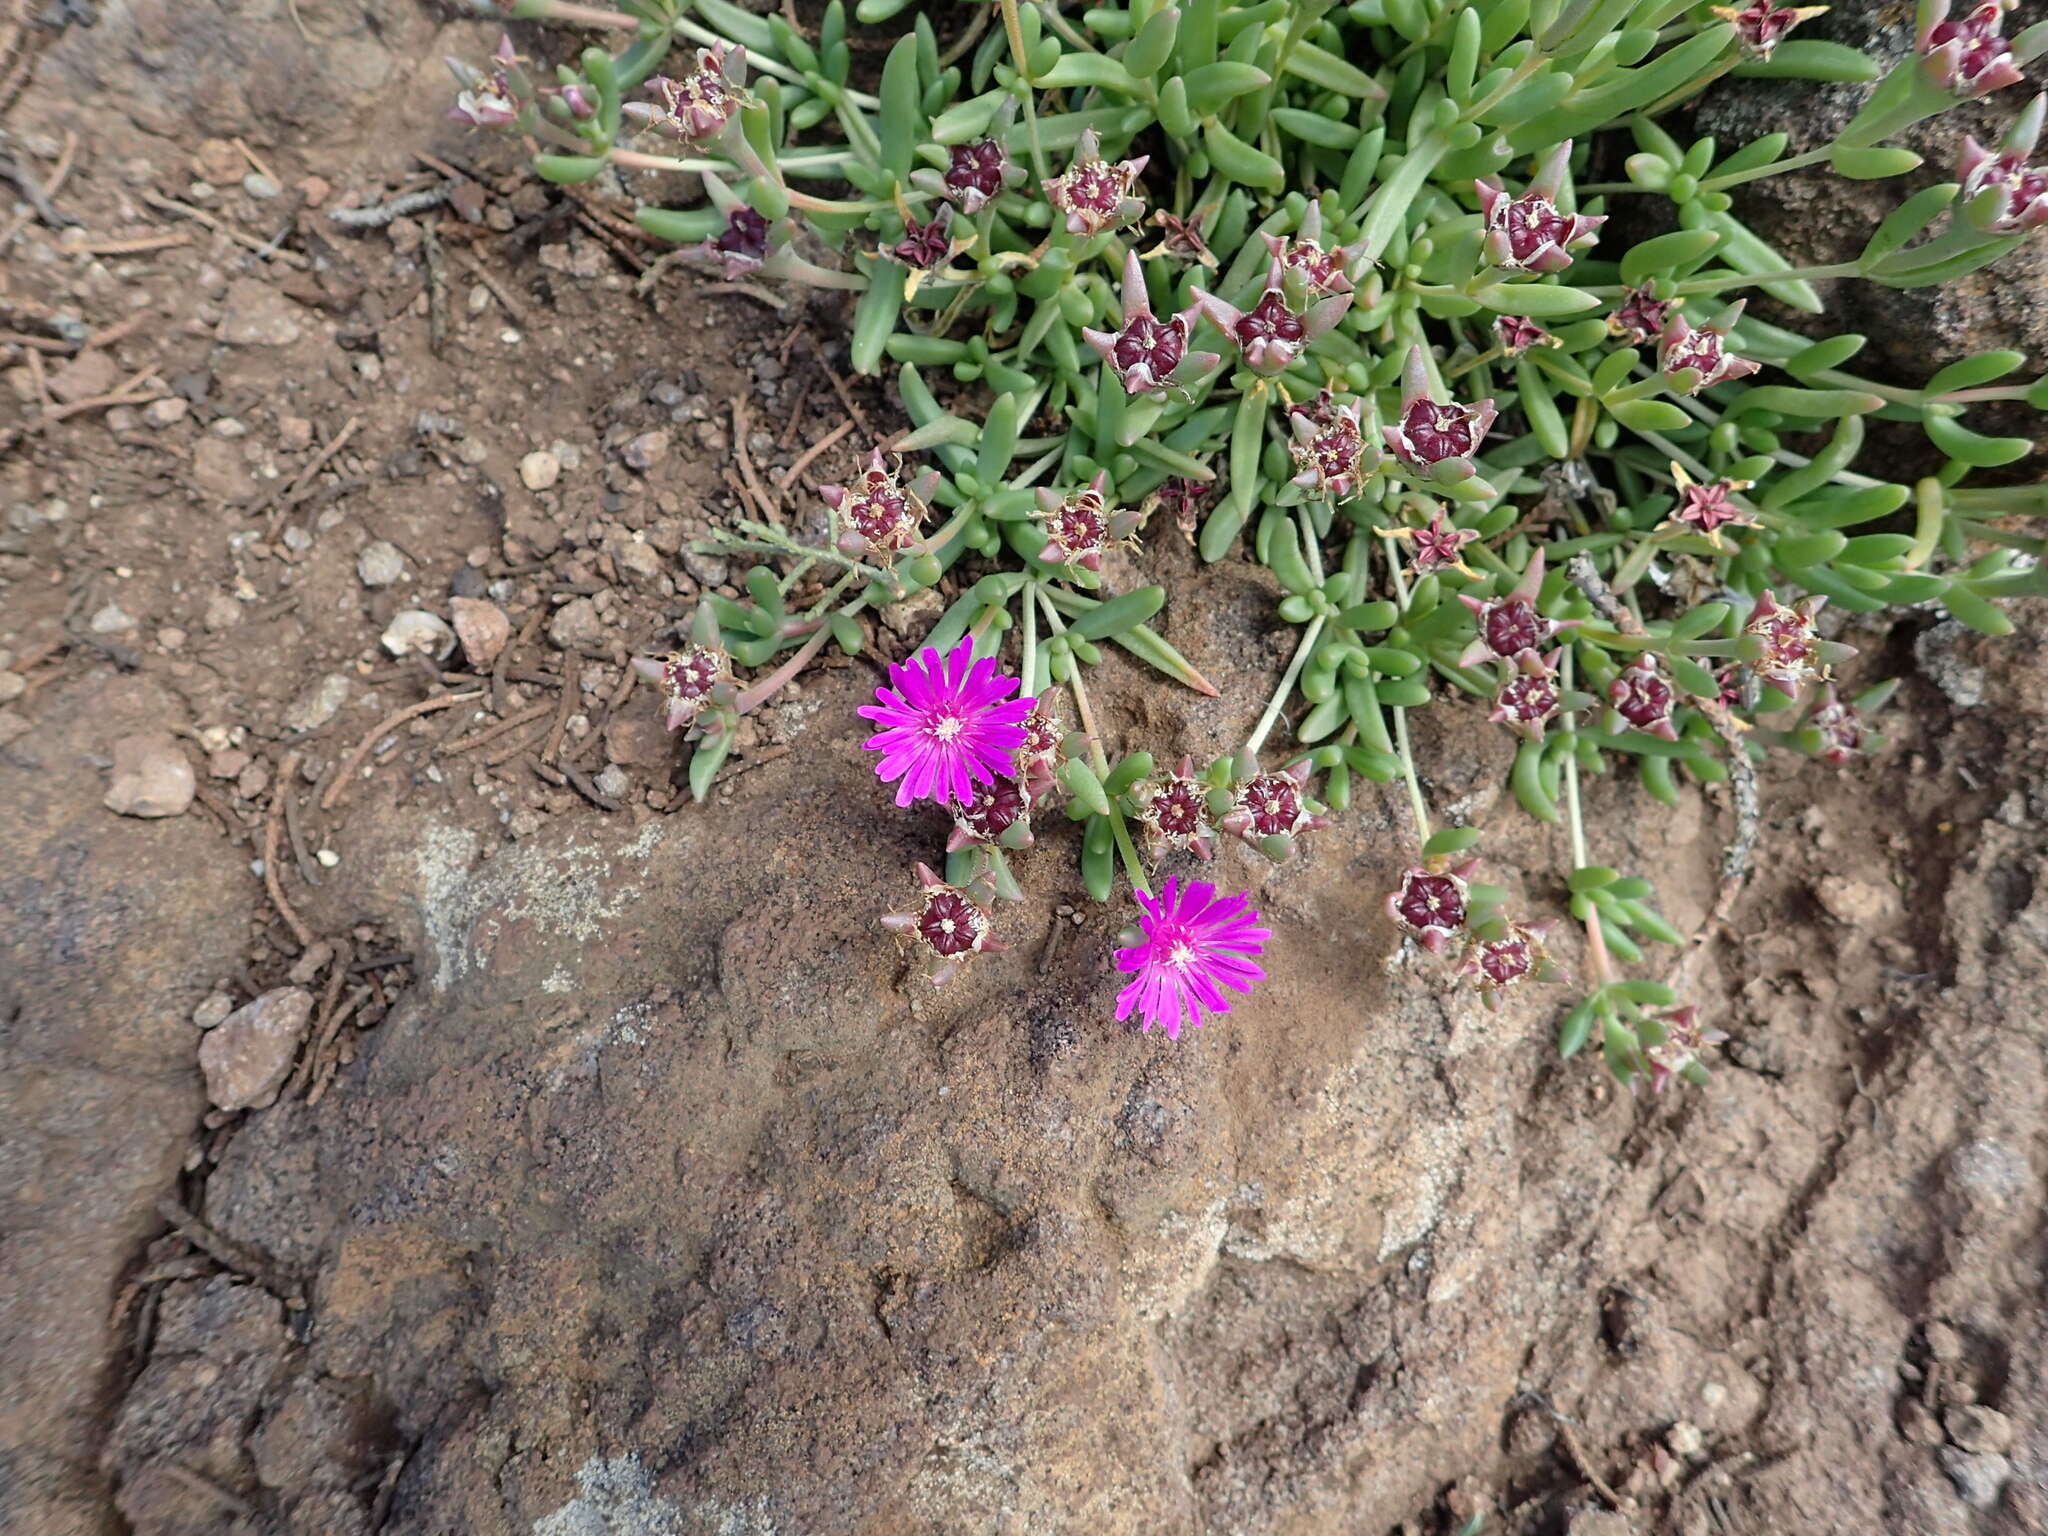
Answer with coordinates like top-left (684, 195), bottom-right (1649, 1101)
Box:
top-left (264, 414), bottom-right (360, 533)
top-left (154, 1198), bottom-right (298, 1303)
top-left (286, 942), bottom-right (353, 1100)
top-left (263, 753), bottom-right (316, 949)
top-left (327, 185), bottom-right (451, 229)
top-left (800, 328), bottom-right (873, 439)
top-left (543, 660), bottom-right (581, 764)
top-left (448, 248), bottom-right (529, 324)
top-left (140, 190), bottom-right (311, 268)
top-left (438, 699), bottom-right (553, 755)
top-left (82, 312), bottom-right (152, 352)
top-left (36, 365), bottom-right (167, 426)
top-left (304, 986), bottom-right (370, 1107)
top-left (778, 417), bottom-right (854, 490)
top-left (323, 691), bottom-right (481, 809)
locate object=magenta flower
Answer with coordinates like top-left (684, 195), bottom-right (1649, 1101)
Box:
top-left (1712, 1), bottom-right (1828, 59)
top-left (1918, 0), bottom-right (2025, 98)
top-left (1288, 395), bottom-right (1379, 501)
top-left (1667, 464), bottom-right (1759, 546)
top-left (1457, 552), bottom-right (1576, 667)
top-left (1658, 302), bottom-right (1762, 394)
top-left (1608, 284), bottom-right (1674, 346)
top-left (1608, 655), bottom-right (1680, 741)
top-left (632, 645), bottom-right (732, 732)
top-left (1386, 860), bottom-right (1478, 954)
top-left (1959, 95), bottom-right (2048, 232)
top-left (1383, 346), bottom-right (1496, 482)
top-left (1042, 129), bottom-right (1149, 236)
top-left (1114, 877), bottom-right (1270, 1040)
top-left (857, 639), bottom-right (1036, 808)
top-left (1475, 141), bottom-right (1606, 274)
top-left (1494, 314), bottom-right (1557, 357)
top-left (1082, 250), bottom-right (1218, 398)
top-left (881, 863), bottom-right (1007, 987)
top-left (642, 44), bottom-right (752, 141)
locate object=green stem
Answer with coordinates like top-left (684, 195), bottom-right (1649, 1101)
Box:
top-left (1562, 651), bottom-right (1588, 870)
top-left (1020, 576), bottom-right (1041, 698)
top-left (998, 0), bottom-right (1050, 180)
top-left (1700, 144), bottom-right (1830, 192)
top-left (734, 595), bottom-right (868, 713)
top-left (1244, 615), bottom-right (1324, 757)
top-left (1672, 260), bottom-right (1859, 296)
top-left (1385, 543), bottom-right (1430, 842)
top-left (1108, 806), bottom-right (1152, 898)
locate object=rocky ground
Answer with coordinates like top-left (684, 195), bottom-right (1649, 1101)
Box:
top-left (4, 4), bottom-right (2048, 1535)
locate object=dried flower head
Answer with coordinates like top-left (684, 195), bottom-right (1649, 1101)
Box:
top-left (1114, 877), bottom-right (1270, 1040)
top-left (821, 449), bottom-right (940, 561)
top-left (1148, 208), bottom-right (1219, 266)
top-left (1152, 477), bottom-right (1212, 542)
top-left (942, 138), bottom-right (1019, 213)
top-left (696, 206), bottom-right (771, 280)
top-left (1918, 0), bottom-right (2025, 99)
top-left (1032, 472), bottom-right (1143, 572)
top-left (1042, 128), bottom-right (1149, 236)
top-left (644, 44), bottom-right (751, 141)
top-left (1644, 1004), bottom-right (1728, 1092)
top-left (1475, 141), bottom-right (1606, 273)
top-left (1490, 648), bottom-right (1563, 739)
top-left (1740, 589), bottom-right (1835, 695)
top-left (1667, 463), bottom-right (1759, 546)
top-left (1190, 282), bottom-right (1350, 378)
top-left (631, 645), bottom-right (731, 732)
top-left (1494, 314), bottom-right (1558, 357)
top-left (1608, 655), bottom-right (1680, 741)
top-left (1014, 692), bottom-right (1066, 804)
top-left (1959, 94), bottom-right (2048, 232)
top-left (1220, 761), bottom-right (1326, 857)
top-left (890, 207), bottom-right (955, 270)
top-left (1288, 395), bottom-right (1378, 501)
top-left (1135, 757), bottom-right (1217, 860)
top-left (948, 775), bottom-right (1034, 852)
top-left (1386, 508), bottom-right (1480, 578)
top-left (857, 638), bottom-right (1035, 808)
top-left (1458, 552), bottom-right (1576, 666)
top-left (1461, 918), bottom-right (1561, 1008)
top-left (1659, 302), bottom-right (1763, 394)
top-left (1608, 284), bottom-right (1674, 346)
top-left (1259, 205), bottom-right (1369, 299)
top-left (881, 863), bottom-right (1006, 986)
top-left (1712, 1), bottom-right (1829, 59)
top-left (1802, 683), bottom-right (1870, 764)
top-left (1082, 250), bottom-right (1218, 398)
top-left (1383, 346), bottom-right (1496, 481)
top-left (1387, 859), bottom-right (1478, 953)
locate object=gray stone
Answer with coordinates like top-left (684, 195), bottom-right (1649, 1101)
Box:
top-left (595, 764), bottom-right (630, 800)
top-left (218, 279), bottom-right (306, 346)
top-left (548, 596), bottom-right (607, 653)
top-left (1938, 1448), bottom-right (2011, 1510)
top-left (198, 987), bottom-right (314, 1111)
top-left (520, 449), bottom-right (562, 491)
top-left (142, 396), bottom-right (190, 429)
top-left (381, 610), bottom-right (456, 661)
top-left (1946, 1405), bottom-right (2015, 1456)
top-left (356, 540), bottom-right (406, 589)
top-left (622, 430), bottom-right (671, 471)
top-left (103, 733), bottom-right (196, 819)
top-left (89, 602), bottom-right (136, 634)
top-left (284, 672), bottom-right (351, 733)
top-left (192, 991), bottom-right (236, 1030)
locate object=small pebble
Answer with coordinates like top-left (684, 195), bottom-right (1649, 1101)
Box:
top-left (191, 991), bottom-right (235, 1030)
top-left (143, 396), bottom-right (191, 429)
top-left (356, 540), bottom-right (407, 588)
top-left (278, 415), bottom-right (315, 452)
top-left (1938, 1447), bottom-right (2011, 1510)
top-left (281, 527), bottom-right (312, 554)
top-left (104, 732), bottom-right (197, 818)
top-left (451, 596), bottom-right (512, 671)
top-left (381, 609), bottom-right (456, 660)
top-left (1947, 1405), bottom-right (2016, 1456)
top-left (198, 987), bottom-right (314, 1111)
top-left (90, 602), bottom-right (137, 634)
top-left (520, 449), bottom-right (562, 491)
top-left (595, 764), bottom-right (630, 800)
top-left (623, 429), bottom-right (671, 472)
top-left (242, 172), bottom-right (281, 200)
top-left (315, 848), bottom-right (340, 868)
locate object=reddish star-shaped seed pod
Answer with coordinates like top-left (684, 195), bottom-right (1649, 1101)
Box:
top-left (1475, 140), bottom-right (1606, 273)
top-left (1386, 508), bottom-right (1481, 578)
top-left (1259, 204), bottom-right (1370, 301)
top-left (1608, 284), bottom-right (1674, 346)
top-left (1959, 94), bottom-right (2048, 232)
top-left (1489, 648), bottom-right (1564, 740)
top-left (1081, 250), bottom-right (1219, 398)
top-left (1711, 0), bottom-right (1830, 59)
top-left (821, 449), bottom-right (941, 562)
top-left (1666, 463), bottom-right (1760, 546)
top-left (1457, 551), bottom-right (1577, 667)
top-left (642, 44), bottom-right (752, 141)
top-left (631, 644), bottom-right (733, 733)
top-left (1189, 282), bottom-right (1351, 378)
top-left (1461, 918), bottom-right (1562, 1009)
top-left (890, 207), bottom-right (955, 270)
top-left (1042, 128), bottom-right (1149, 236)
top-left (1494, 314), bottom-right (1557, 357)
top-left (1918, 0), bottom-right (2025, 99)
top-left (1608, 655), bottom-right (1681, 741)
top-left (1030, 472), bottom-right (1143, 573)
top-left (1220, 761), bottom-right (1328, 861)
top-left (1012, 691), bottom-right (1066, 805)
top-left (694, 207), bottom-right (772, 280)
top-left (1288, 396), bottom-right (1379, 502)
top-left (1386, 859), bottom-right (1480, 954)
top-left (1644, 1004), bottom-right (1728, 1093)
top-left (1135, 757), bottom-right (1218, 861)
top-left (947, 775), bottom-right (1034, 853)
top-left (1740, 588), bottom-right (1844, 695)
top-left (1658, 302), bottom-right (1763, 395)
top-left (881, 863), bottom-right (1007, 987)
top-left (1382, 346), bottom-right (1497, 482)
top-left (1147, 209), bottom-right (1219, 267)
top-left (1151, 477), bottom-right (1212, 542)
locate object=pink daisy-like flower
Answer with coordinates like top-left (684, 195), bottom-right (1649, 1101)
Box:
top-left (857, 638), bottom-right (1035, 808)
top-left (1114, 877), bottom-right (1271, 1040)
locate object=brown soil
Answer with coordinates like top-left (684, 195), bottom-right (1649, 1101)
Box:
top-left (4, 6), bottom-right (2047, 1535)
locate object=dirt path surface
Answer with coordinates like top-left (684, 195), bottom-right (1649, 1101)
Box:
top-left (4, 6), bottom-right (2047, 1535)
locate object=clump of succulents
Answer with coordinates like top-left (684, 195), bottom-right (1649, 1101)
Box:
top-left (461, 0), bottom-right (2048, 1086)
